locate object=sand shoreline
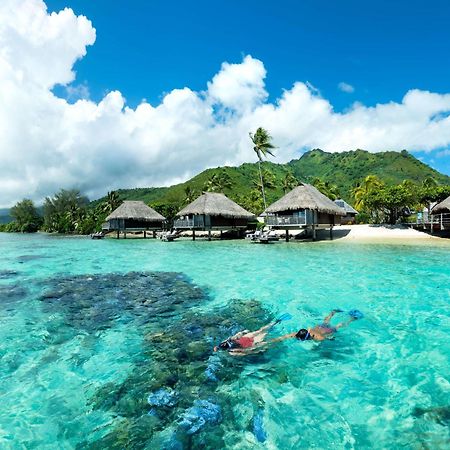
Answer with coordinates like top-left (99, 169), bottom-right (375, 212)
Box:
top-left (102, 224), bottom-right (449, 243)
top-left (334, 224), bottom-right (440, 241)
top-left (262, 224), bottom-right (445, 242)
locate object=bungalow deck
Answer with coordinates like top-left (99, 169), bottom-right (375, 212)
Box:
top-left (411, 212), bottom-right (450, 233)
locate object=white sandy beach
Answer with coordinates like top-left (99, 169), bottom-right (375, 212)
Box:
top-left (334, 224), bottom-right (439, 241)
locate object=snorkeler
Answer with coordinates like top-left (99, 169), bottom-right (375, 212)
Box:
top-left (272, 309), bottom-right (364, 343)
top-left (213, 313), bottom-right (292, 355)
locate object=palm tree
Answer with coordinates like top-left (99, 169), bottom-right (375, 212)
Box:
top-left (102, 191), bottom-right (121, 214)
top-left (65, 204), bottom-right (81, 233)
top-left (312, 178), bottom-right (340, 200)
top-left (419, 177), bottom-right (438, 217)
top-left (422, 176), bottom-right (437, 190)
top-left (249, 127), bottom-right (276, 209)
top-left (203, 170), bottom-right (232, 192)
top-left (351, 175), bottom-right (383, 210)
top-left (252, 169), bottom-right (276, 191)
top-left (282, 172), bottom-right (298, 193)
top-left (184, 186), bottom-right (197, 205)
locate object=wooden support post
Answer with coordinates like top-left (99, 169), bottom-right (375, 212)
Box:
top-left (117, 229), bottom-right (119, 239)
top-left (153, 230), bottom-right (156, 239)
top-left (285, 230), bottom-right (289, 242)
top-left (124, 231), bottom-right (127, 239)
top-left (208, 230), bottom-right (211, 241)
top-left (312, 224), bottom-right (316, 241)
top-left (192, 229), bottom-right (196, 241)
top-left (330, 225), bottom-right (333, 240)
top-left (144, 230), bottom-right (146, 239)
top-left (220, 230), bottom-right (223, 240)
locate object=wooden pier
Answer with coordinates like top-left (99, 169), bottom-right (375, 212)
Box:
top-left (410, 212), bottom-right (450, 233)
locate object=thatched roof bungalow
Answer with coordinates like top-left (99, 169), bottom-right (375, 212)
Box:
top-left (335, 199), bottom-right (358, 224)
top-left (174, 192), bottom-right (255, 239)
top-left (264, 183), bottom-right (345, 240)
top-left (104, 201), bottom-right (166, 238)
top-left (431, 195), bottom-right (450, 214)
top-left (431, 195), bottom-right (450, 230)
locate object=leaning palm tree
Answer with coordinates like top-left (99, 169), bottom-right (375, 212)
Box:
top-left (249, 127), bottom-right (276, 209)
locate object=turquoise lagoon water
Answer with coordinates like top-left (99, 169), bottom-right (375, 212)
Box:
top-left (0, 233), bottom-right (449, 449)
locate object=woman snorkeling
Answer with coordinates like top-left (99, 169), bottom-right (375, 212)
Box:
top-left (213, 313), bottom-right (292, 356)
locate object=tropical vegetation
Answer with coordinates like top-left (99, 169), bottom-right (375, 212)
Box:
top-left (351, 176), bottom-right (450, 224)
top-left (2, 199), bottom-right (42, 232)
top-left (93, 149), bottom-right (450, 213)
top-left (1, 148), bottom-right (450, 233)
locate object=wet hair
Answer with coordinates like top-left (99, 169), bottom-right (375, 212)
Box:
top-left (295, 329), bottom-right (311, 341)
top-left (218, 341), bottom-right (230, 350)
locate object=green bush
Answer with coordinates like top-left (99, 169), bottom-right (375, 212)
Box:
top-left (355, 212), bottom-right (371, 224)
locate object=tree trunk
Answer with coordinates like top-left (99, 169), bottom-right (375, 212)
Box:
top-left (258, 160), bottom-right (267, 210)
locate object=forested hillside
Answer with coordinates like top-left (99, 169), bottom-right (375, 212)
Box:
top-left (95, 149), bottom-right (450, 208)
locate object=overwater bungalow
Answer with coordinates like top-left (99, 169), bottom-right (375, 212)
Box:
top-left (334, 199), bottom-right (358, 224)
top-left (264, 183), bottom-right (346, 241)
top-left (173, 192), bottom-right (255, 240)
top-left (103, 201), bottom-right (166, 238)
top-left (431, 195), bottom-right (450, 231)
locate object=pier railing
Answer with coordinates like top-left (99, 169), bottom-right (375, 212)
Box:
top-left (265, 214), bottom-right (307, 226)
top-left (174, 217), bottom-right (206, 228)
top-left (415, 212), bottom-right (450, 230)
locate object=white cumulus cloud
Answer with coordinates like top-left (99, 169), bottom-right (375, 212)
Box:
top-left (1, 0), bottom-right (450, 207)
top-left (338, 82), bottom-right (355, 93)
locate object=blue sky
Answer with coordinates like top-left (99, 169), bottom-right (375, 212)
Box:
top-left (1, 0), bottom-right (450, 207)
top-left (46, 0), bottom-right (450, 108)
top-left (46, 0), bottom-right (450, 175)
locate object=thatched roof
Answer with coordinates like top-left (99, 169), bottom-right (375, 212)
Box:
top-left (265, 183), bottom-right (346, 215)
top-left (106, 201), bottom-right (165, 221)
top-left (176, 192), bottom-right (255, 219)
top-left (335, 199), bottom-right (358, 214)
top-left (431, 195), bottom-right (450, 214)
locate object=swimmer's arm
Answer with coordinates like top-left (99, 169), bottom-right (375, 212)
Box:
top-left (260, 332), bottom-right (297, 347)
top-left (228, 348), bottom-right (252, 356)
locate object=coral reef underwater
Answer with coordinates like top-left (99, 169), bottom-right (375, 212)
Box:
top-left (38, 271), bottom-right (271, 448)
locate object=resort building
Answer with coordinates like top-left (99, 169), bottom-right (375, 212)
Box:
top-left (173, 192), bottom-right (255, 240)
top-left (431, 195), bottom-right (450, 231)
top-left (264, 183), bottom-right (346, 241)
top-left (334, 199), bottom-right (358, 224)
top-left (103, 201), bottom-right (166, 238)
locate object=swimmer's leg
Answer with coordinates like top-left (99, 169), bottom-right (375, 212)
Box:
top-left (334, 317), bottom-right (356, 330)
top-left (244, 321), bottom-right (280, 344)
top-left (323, 310), bottom-right (339, 324)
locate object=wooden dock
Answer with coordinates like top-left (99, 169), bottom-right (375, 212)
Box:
top-left (410, 213), bottom-right (450, 233)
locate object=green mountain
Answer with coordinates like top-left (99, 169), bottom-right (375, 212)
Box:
top-left (287, 149), bottom-right (450, 199)
top-left (94, 149), bottom-right (450, 209)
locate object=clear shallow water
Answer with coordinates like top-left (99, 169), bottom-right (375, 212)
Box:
top-left (0, 233), bottom-right (449, 449)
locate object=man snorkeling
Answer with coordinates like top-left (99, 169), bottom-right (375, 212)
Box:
top-left (280, 309), bottom-right (363, 342)
top-left (214, 310), bottom-right (363, 355)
